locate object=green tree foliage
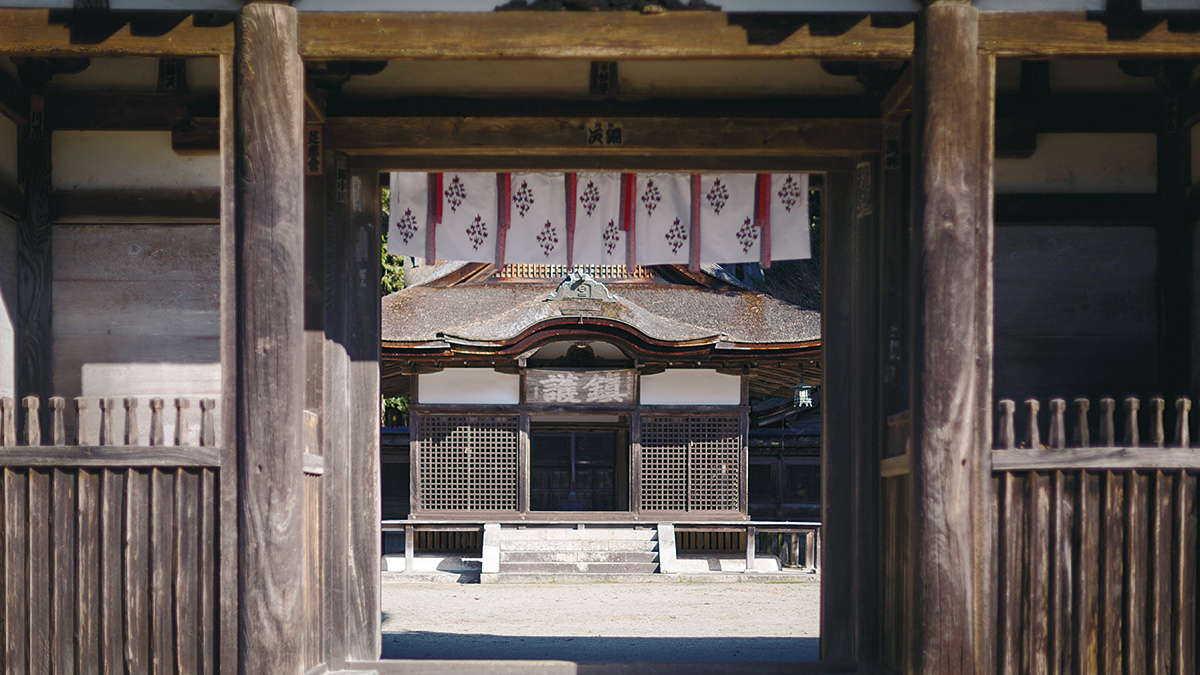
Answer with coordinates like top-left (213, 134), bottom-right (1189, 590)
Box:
top-left (379, 185), bottom-right (409, 425)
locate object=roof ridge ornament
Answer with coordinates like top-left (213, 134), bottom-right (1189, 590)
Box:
top-left (545, 270), bottom-right (617, 303)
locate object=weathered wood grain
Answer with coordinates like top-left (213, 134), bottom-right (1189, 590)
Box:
top-left (124, 469), bottom-right (150, 673)
top-left (1125, 471), bottom-right (1148, 675)
top-left (1174, 472), bottom-right (1196, 675)
top-left (100, 470), bottom-right (125, 674)
top-left (1077, 471), bottom-right (1101, 675)
top-left (1050, 472), bottom-right (1075, 675)
top-left (50, 189), bottom-right (220, 223)
top-left (1029, 472), bottom-right (1050, 675)
top-left (0, 446), bottom-right (221, 468)
top-left (175, 469), bottom-right (200, 675)
top-left (16, 95), bottom-right (52, 440)
top-left (199, 469), bottom-right (215, 675)
top-left (51, 468), bottom-right (77, 674)
top-left (346, 166), bottom-right (382, 661)
top-left (1151, 471), bottom-right (1172, 674)
top-left (908, 4), bottom-right (988, 672)
top-left (992, 447), bottom-right (1200, 472)
top-left (1101, 472), bottom-right (1124, 674)
top-left (77, 468), bottom-right (101, 674)
top-left (1000, 472), bottom-right (1025, 675)
top-left (233, 5), bottom-right (306, 674)
top-left (150, 467), bottom-right (176, 675)
top-left (29, 468), bottom-right (51, 674)
top-left (4, 469), bottom-right (29, 674)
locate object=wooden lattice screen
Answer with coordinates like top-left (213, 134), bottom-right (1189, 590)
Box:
top-left (640, 416), bottom-right (742, 511)
top-left (415, 414), bottom-right (519, 511)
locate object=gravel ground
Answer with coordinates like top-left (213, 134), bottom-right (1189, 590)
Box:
top-left (381, 578), bottom-right (821, 664)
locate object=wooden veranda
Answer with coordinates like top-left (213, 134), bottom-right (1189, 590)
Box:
top-left (1, 2), bottom-right (1200, 674)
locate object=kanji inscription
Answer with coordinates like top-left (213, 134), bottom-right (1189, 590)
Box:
top-left (526, 369), bottom-right (636, 405)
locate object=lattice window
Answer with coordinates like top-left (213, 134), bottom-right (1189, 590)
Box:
top-left (416, 415), bottom-right (519, 511)
top-left (640, 416), bottom-right (742, 512)
top-left (640, 417), bottom-right (689, 511)
top-left (688, 417), bottom-right (741, 511)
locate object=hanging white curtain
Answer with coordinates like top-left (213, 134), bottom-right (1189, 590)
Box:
top-left (388, 170), bottom-right (812, 267)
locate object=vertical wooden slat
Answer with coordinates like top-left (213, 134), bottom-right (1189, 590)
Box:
top-left (1101, 471), bottom-right (1124, 674)
top-left (1050, 472), bottom-right (1075, 675)
top-left (77, 468), bottom-right (101, 674)
top-left (29, 467), bottom-right (52, 674)
top-left (74, 398), bottom-right (88, 446)
top-left (51, 468), bottom-right (77, 674)
top-left (234, 5), bottom-right (306, 673)
top-left (175, 469), bottom-right (200, 675)
top-left (100, 470), bottom-right (125, 674)
top-left (150, 467), bottom-right (176, 674)
top-left (1076, 470), bottom-right (1101, 675)
top-left (1151, 471), bottom-right (1173, 673)
top-left (5, 468), bottom-right (29, 675)
top-left (198, 469), bottom-right (215, 675)
top-left (49, 397), bottom-right (65, 446)
top-left (1174, 472), bottom-right (1195, 675)
top-left (1000, 472), bottom-right (1024, 675)
top-left (124, 469), bottom-right (150, 673)
top-left (1028, 471), bottom-right (1050, 675)
top-left (1125, 471), bottom-right (1148, 675)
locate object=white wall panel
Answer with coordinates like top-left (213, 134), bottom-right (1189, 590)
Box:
top-left (52, 131), bottom-right (220, 189)
top-left (639, 370), bottom-right (740, 406)
top-left (418, 369), bottom-right (520, 405)
top-left (995, 133), bottom-right (1156, 193)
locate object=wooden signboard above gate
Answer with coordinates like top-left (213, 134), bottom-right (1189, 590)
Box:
top-left (525, 369), bottom-right (635, 406)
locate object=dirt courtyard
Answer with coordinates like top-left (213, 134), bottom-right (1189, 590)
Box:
top-left (380, 578), bottom-right (821, 664)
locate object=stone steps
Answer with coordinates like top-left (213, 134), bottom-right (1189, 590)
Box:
top-left (501, 550), bottom-right (660, 564)
top-left (493, 561), bottom-right (662, 575)
top-left (498, 539), bottom-right (659, 553)
top-left (497, 527), bottom-right (658, 541)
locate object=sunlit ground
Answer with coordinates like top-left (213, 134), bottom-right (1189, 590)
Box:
top-left (381, 579), bottom-right (820, 663)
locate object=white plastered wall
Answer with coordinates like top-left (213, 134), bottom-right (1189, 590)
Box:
top-left (995, 133), bottom-right (1157, 193)
top-left (52, 131), bottom-right (220, 190)
top-left (50, 128), bottom-right (221, 442)
top-left (639, 370), bottom-right (741, 406)
top-left (418, 370), bottom-right (520, 405)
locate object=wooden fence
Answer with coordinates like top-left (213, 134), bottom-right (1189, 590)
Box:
top-left (0, 395), bottom-right (220, 674)
top-left (993, 395), bottom-right (1199, 675)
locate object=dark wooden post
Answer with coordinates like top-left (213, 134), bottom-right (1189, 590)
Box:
top-left (16, 85), bottom-right (51, 440)
top-left (908, 2), bottom-right (994, 673)
top-left (231, 4), bottom-right (306, 673)
top-left (345, 167), bottom-right (382, 660)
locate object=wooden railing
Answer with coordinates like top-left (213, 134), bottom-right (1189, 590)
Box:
top-left (0, 395), bottom-right (220, 674)
top-left (992, 395), bottom-right (1200, 675)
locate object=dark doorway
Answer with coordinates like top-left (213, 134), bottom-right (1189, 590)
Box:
top-left (530, 430), bottom-right (620, 511)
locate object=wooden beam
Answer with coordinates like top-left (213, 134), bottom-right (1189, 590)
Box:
top-left (325, 116), bottom-right (879, 157)
top-left (0, 446), bottom-right (220, 467)
top-left (0, 10), bottom-right (232, 57)
top-left (296, 12), bottom-right (916, 61)
top-left (232, 5), bottom-right (305, 675)
top-left (993, 447), bottom-right (1200, 472)
top-left (994, 193), bottom-right (1159, 223)
top-left (880, 63), bottom-right (913, 121)
top-left (49, 189), bottom-right (219, 223)
top-left (0, 10), bottom-right (1198, 61)
top-left (908, 4), bottom-right (991, 673)
top-left (47, 92), bottom-right (218, 131)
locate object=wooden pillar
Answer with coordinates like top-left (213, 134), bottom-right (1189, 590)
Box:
top-left (1157, 62), bottom-right (1193, 399)
top-left (231, 4), bottom-right (305, 674)
top-left (908, 2), bottom-right (993, 673)
top-left (15, 88), bottom-right (51, 437)
top-left (344, 166), bottom-right (382, 660)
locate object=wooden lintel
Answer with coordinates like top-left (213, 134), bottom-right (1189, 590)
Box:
top-left (47, 92), bottom-right (218, 131)
top-left (0, 11), bottom-right (1198, 60)
top-left (49, 189), bottom-right (220, 223)
top-left (994, 192), bottom-right (1158, 223)
top-left (0, 173), bottom-right (24, 220)
top-left (325, 116), bottom-right (880, 156)
top-left (992, 447), bottom-right (1200, 472)
top-left (0, 445), bottom-right (221, 468)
